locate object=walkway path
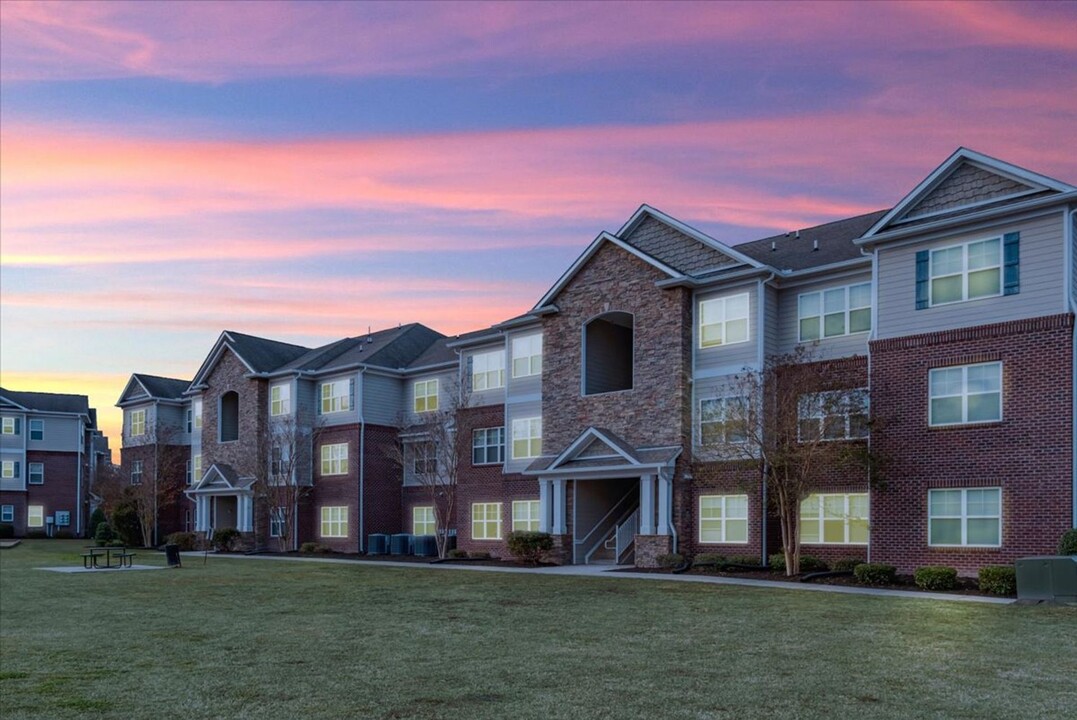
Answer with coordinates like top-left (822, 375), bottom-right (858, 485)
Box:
top-left (188, 552), bottom-right (1014, 605)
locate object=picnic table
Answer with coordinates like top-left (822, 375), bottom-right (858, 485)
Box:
top-left (81, 546), bottom-right (136, 569)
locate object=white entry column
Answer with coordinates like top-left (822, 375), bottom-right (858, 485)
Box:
top-left (640, 474), bottom-right (655, 534)
top-left (196, 495), bottom-right (210, 532)
top-left (237, 495), bottom-right (253, 532)
top-left (656, 474), bottom-right (671, 536)
top-left (538, 480), bottom-right (552, 533)
top-left (552, 479), bottom-right (567, 534)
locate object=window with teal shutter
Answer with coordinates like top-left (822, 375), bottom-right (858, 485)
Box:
top-left (915, 250), bottom-right (930, 309)
top-left (1003, 232), bottom-right (1020, 295)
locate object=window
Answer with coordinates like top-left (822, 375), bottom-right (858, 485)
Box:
top-left (411, 442), bottom-right (436, 477)
top-left (798, 283), bottom-right (871, 341)
top-left (130, 409), bottom-right (146, 437)
top-left (699, 495), bottom-right (749, 543)
top-left (798, 390), bottom-right (869, 441)
top-left (1, 417), bottom-right (19, 435)
top-left (929, 488), bottom-right (1001, 547)
top-left (413, 506), bottom-right (436, 536)
top-left (0, 505), bottom-right (12, 523)
top-left (270, 445), bottom-right (287, 479)
top-left (413, 379), bottom-right (439, 413)
top-left (512, 335), bottom-right (542, 378)
top-left (472, 350), bottom-right (505, 391)
top-left (320, 506), bottom-right (348, 538)
top-left (699, 293), bottom-right (749, 348)
top-left (131, 460), bottom-right (143, 485)
top-left (27, 505), bottom-right (44, 528)
top-left (699, 397), bottom-right (748, 445)
top-left (472, 427), bottom-right (505, 465)
top-left (269, 507), bottom-right (285, 538)
top-left (185, 408), bottom-right (193, 433)
top-left (193, 398), bottom-right (203, 429)
top-left (930, 238), bottom-right (1001, 305)
top-left (472, 502), bottom-right (502, 540)
top-left (270, 384), bottom-right (291, 416)
top-left (55, 511), bottom-right (70, 527)
top-left (512, 500), bottom-right (541, 532)
top-left (29, 419), bottom-right (44, 441)
top-left (320, 379), bottom-right (350, 414)
top-left (801, 494), bottom-right (869, 544)
top-left (320, 443), bottom-right (348, 476)
top-left (219, 391), bottom-right (239, 442)
top-left (583, 312), bottom-right (633, 395)
top-left (511, 418), bottom-right (542, 459)
top-left (193, 454), bottom-right (202, 483)
top-left (28, 462), bottom-right (44, 485)
top-left (1, 461), bottom-right (17, 479)
top-left (185, 460), bottom-right (192, 485)
top-left (929, 362), bottom-right (1002, 426)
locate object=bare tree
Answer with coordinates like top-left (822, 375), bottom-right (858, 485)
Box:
top-left (127, 424), bottom-right (187, 547)
top-left (700, 347), bottom-right (880, 575)
top-left (253, 414), bottom-right (316, 552)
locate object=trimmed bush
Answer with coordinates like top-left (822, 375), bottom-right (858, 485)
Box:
top-left (1059, 528), bottom-right (1077, 556)
top-left (854, 563), bottom-right (897, 586)
top-left (769, 553), bottom-right (828, 573)
top-left (88, 508), bottom-right (106, 539)
top-left (447, 548), bottom-right (468, 559)
top-left (657, 553), bottom-right (685, 568)
top-left (469, 551), bottom-right (492, 560)
top-left (694, 553), bottom-right (726, 566)
top-left (914, 566), bottom-right (958, 591)
top-left (299, 542), bottom-right (320, 554)
top-left (165, 532), bottom-right (198, 551)
top-left (212, 528), bottom-right (240, 552)
top-left (111, 503), bottom-right (141, 546)
top-left (726, 555), bottom-right (763, 567)
top-left (314, 544), bottom-right (333, 554)
top-left (94, 522), bottom-right (116, 546)
top-left (505, 531), bottom-right (553, 566)
top-left (832, 557), bottom-right (866, 573)
top-left (979, 565), bottom-right (1017, 596)
top-left (0, 524), bottom-right (14, 539)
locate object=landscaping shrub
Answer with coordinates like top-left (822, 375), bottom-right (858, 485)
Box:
top-left (165, 532), bottom-right (198, 551)
top-left (769, 553), bottom-right (827, 572)
top-left (832, 557), bottom-right (866, 572)
top-left (506, 531), bottom-right (553, 566)
top-left (88, 508), bottom-right (106, 539)
top-left (914, 566), bottom-right (958, 591)
top-left (314, 544), bottom-right (332, 554)
top-left (854, 563), bottom-right (897, 585)
top-left (300, 542), bottom-right (319, 554)
top-left (212, 528), bottom-right (240, 552)
top-left (657, 553), bottom-right (685, 568)
top-left (0, 524), bottom-right (14, 539)
top-left (447, 548), bottom-right (468, 559)
top-left (54, 530), bottom-right (73, 540)
top-left (979, 565), bottom-right (1017, 596)
top-left (94, 523), bottom-right (116, 546)
top-left (693, 553), bottom-right (726, 566)
top-left (110, 503), bottom-right (142, 546)
top-left (109, 539), bottom-right (126, 547)
top-left (469, 551), bottom-right (492, 560)
top-left (726, 555), bottom-right (762, 566)
top-left (1059, 528), bottom-right (1077, 556)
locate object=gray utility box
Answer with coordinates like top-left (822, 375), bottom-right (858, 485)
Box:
top-left (1015, 556), bottom-right (1077, 603)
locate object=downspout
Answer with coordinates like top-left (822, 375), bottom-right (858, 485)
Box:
top-left (667, 470), bottom-right (678, 555)
top-left (358, 367), bottom-right (367, 554)
top-left (1067, 209), bottom-right (1077, 528)
top-left (76, 418), bottom-right (83, 537)
top-left (758, 273), bottom-right (775, 565)
top-left (861, 244), bottom-right (878, 563)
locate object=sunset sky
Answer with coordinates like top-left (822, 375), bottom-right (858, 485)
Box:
top-left (2, 0), bottom-right (1076, 450)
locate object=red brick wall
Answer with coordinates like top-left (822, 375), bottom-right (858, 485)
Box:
top-left (310, 424), bottom-right (361, 552)
top-left (870, 314), bottom-right (1074, 575)
top-left (120, 444), bottom-right (191, 540)
top-left (1, 452), bottom-right (81, 536)
top-left (685, 461), bottom-right (765, 562)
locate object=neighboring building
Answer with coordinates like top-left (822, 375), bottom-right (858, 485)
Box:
top-left (118, 147), bottom-right (1076, 574)
top-left (0, 388), bottom-right (110, 537)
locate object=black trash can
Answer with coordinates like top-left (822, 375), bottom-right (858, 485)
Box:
top-left (164, 544), bottom-right (182, 568)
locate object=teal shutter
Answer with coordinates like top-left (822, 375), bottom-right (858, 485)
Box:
top-left (465, 356), bottom-right (474, 391)
top-left (915, 250), bottom-right (930, 309)
top-left (1003, 232), bottom-right (1020, 296)
top-left (316, 383), bottom-right (322, 416)
top-left (349, 378), bottom-right (356, 412)
top-left (13, 462), bottom-right (20, 479)
top-left (13, 418), bottom-right (21, 435)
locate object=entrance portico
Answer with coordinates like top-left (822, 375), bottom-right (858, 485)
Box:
top-left (185, 463), bottom-right (255, 535)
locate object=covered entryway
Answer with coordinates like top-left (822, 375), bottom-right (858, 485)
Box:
top-left (185, 463), bottom-right (255, 535)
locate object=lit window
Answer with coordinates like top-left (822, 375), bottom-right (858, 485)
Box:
top-left (131, 460), bottom-right (143, 485)
top-left (320, 506), bottom-right (348, 538)
top-left (472, 502), bottom-right (502, 540)
top-left (193, 399), bottom-right (203, 429)
top-left (29, 419), bottom-right (44, 441)
top-left (699, 495), bottom-right (749, 543)
top-left (320, 443), bottom-right (349, 476)
top-left (413, 379), bottom-right (439, 413)
top-left (929, 362), bottom-right (1002, 426)
top-left (0, 505), bottom-right (13, 523)
top-left (130, 409), bottom-right (146, 437)
top-left (28, 463), bottom-right (44, 485)
top-left (1, 461), bottom-right (17, 479)
top-left (929, 488), bottom-right (1001, 547)
top-left (699, 293), bottom-right (749, 348)
top-left (193, 454), bottom-right (202, 483)
top-left (511, 335), bottom-right (543, 378)
top-left (798, 390), bottom-right (869, 441)
top-left (472, 350), bottom-right (505, 391)
top-left (512, 500), bottom-right (541, 532)
top-left (27, 505), bottom-right (44, 528)
top-left (800, 494), bottom-right (869, 544)
top-left (931, 238), bottom-right (1001, 305)
top-left (320, 379), bottom-right (350, 414)
top-left (699, 397), bottom-right (749, 445)
top-left (798, 283), bottom-right (871, 341)
top-left (472, 427), bottom-right (505, 465)
top-left (413, 506), bottom-right (436, 536)
top-left (511, 418), bottom-right (542, 459)
top-left (270, 384), bottom-right (291, 416)
top-left (1, 417), bottom-right (18, 435)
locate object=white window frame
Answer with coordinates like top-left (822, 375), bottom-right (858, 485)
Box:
top-left (193, 398), bottom-right (203, 429)
top-left (27, 505), bottom-right (44, 528)
top-left (929, 237), bottom-right (1003, 307)
top-left (269, 507), bottom-right (286, 538)
top-left (410, 442), bottom-right (436, 477)
top-left (0, 505), bottom-right (13, 523)
top-left (320, 443), bottom-right (349, 476)
top-left (185, 459), bottom-right (192, 485)
top-left (798, 282), bottom-right (872, 342)
top-left (28, 462), bottom-right (44, 485)
top-left (472, 427), bottom-right (505, 465)
top-left (131, 460), bottom-right (143, 485)
top-left (193, 454), bottom-right (202, 483)
top-left (800, 493), bottom-right (869, 545)
top-left (511, 417), bottom-right (542, 460)
top-left (928, 362), bottom-right (1002, 427)
top-left (511, 335), bottom-right (542, 378)
top-left (130, 409), bottom-right (146, 437)
top-left (512, 500), bottom-right (541, 532)
top-left (471, 502), bottom-right (503, 540)
top-left (698, 397), bottom-right (749, 446)
top-left (797, 389), bottom-right (869, 442)
top-left (320, 379), bottom-right (350, 414)
top-left (928, 488), bottom-right (1002, 547)
top-left (320, 506), bottom-right (348, 538)
top-left (699, 292), bottom-right (750, 348)
top-left (270, 384), bottom-right (291, 417)
top-left (698, 495), bottom-right (749, 544)
top-left (413, 506), bottom-right (436, 536)
top-left (413, 379), bottom-right (439, 414)
top-left (1, 461), bottom-right (16, 479)
top-left (1, 417), bottom-right (16, 435)
top-left (472, 350), bottom-right (505, 391)
top-left (186, 408), bottom-right (193, 433)
top-left (29, 419), bottom-right (44, 441)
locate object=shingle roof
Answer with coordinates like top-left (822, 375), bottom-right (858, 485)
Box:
top-left (735, 209), bottom-right (890, 271)
top-left (253, 323), bottom-right (448, 374)
top-left (133, 374), bottom-right (190, 399)
top-left (224, 331), bottom-right (312, 373)
top-left (621, 214), bottom-right (740, 275)
top-left (0, 387), bottom-right (90, 415)
top-left (406, 336), bottom-right (457, 369)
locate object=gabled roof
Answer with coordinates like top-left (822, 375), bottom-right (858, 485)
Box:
top-left (405, 336), bottom-right (457, 370)
top-left (862, 147), bottom-right (1076, 240)
top-left (187, 463), bottom-right (255, 495)
top-left (224, 331), bottom-right (311, 373)
top-left (133, 374), bottom-right (189, 400)
top-left (0, 387), bottom-right (90, 416)
top-left (735, 210), bottom-right (889, 271)
top-left (523, 426), bottom-right (681, 476)
top-left (617, 205), bottom-right (764, 273)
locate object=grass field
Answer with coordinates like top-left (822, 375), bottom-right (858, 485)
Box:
top-left (1, 541), bottom-right (1075, 720)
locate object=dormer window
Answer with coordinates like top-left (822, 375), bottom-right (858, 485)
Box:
top-left (583, 312), bottom-right (633, 395)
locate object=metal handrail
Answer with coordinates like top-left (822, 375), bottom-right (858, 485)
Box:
top-left (574, 486), bottom-right (638, 549)
top-left (582, 495), bottom-right (640, 563)
top-left (615, 508), bottom-right (639, 563)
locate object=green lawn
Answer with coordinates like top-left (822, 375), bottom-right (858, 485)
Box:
top-left (1, 541), bottom-right (1074, 720)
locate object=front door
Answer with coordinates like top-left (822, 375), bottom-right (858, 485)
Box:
top-left (213, 496), bottom-right (238, 530)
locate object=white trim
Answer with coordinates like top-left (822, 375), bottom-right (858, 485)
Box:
top-left (549, 427), bottom-right (638, 470)
top-left (698, 494), bottom-right (749, 544)
top-left (797, 281), bottom-right (872, 342)
top-left (698, 292), bottom-right (751, 349)
top-left (511, 499), bottom-right (542, 532)
top-left (926, 236), bottom-right (1003, 307)
top-left (928, 362), bottom-right (1003, 427)
top-left (188, 332), bottom-right (257, 389)
top-left (799, 493), bottom-right (869, 545)
top-left (471, 501), bottom-right (503, 540)
top-left (927, 487), bottom-right (1002, 548)
top-left (616, 204), bottom-right (765, 269)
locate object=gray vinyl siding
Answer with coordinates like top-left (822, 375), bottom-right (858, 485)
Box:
top-left (464, 344), bottom-right (507, 408)
top-left (27, 416), bottom-right (82, 452)
top-left (155, 404), bottom-right (189, 445)
top-left (777, 272), bottom-right (872, 360)
top-left (692, 374), bottom-right (741, 457)
top-left (876, 212), bottom-right (1066, 339)
top-left (1, 449), bottom-right (25, 491)
top-left (506, 328), bottom-right (542, 402)
top-left (362, 374), bottom-right (403, 427)
top-left (694, 282), bottom-right (759, 378)
top-left (764, 284), bottom-right (779, 360)
top-left (295, 379), bottom-right (317, 428)
top-left (1070, 210), bottom-right (1077, 307)
top-left (404, 371), bottom-right (455, 427)
top-left (504, 399), bottom-right (542, 474)
top-left (119, 385), bottom-right (149, 403)
top-left (123, 403), bottom-right (155, 447)
top-left (317, 373), bottom-right (360, 428)
top-left (0, 413), bottom-right (24, 451)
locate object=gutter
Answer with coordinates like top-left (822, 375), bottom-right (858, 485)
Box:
top-left (758, 272), bottom-right (776, 563)
top-left (76, 417), bottom-right (83, 537)
top-left (1067, 209), bottom-right (1077, 527)
top-left (358, 367), bottom-right (367, 554)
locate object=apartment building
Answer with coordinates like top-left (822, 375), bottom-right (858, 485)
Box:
top-left (0, 388), bottom-right (110, 537)
top-left (118, 148), bottom-right (1076, 574)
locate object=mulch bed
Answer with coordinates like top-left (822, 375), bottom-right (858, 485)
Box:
top-left (214, 549), bottom-right (547, 569)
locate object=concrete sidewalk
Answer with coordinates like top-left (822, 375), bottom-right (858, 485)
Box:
top-left (187, 551), bottom-right (1015, 605)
